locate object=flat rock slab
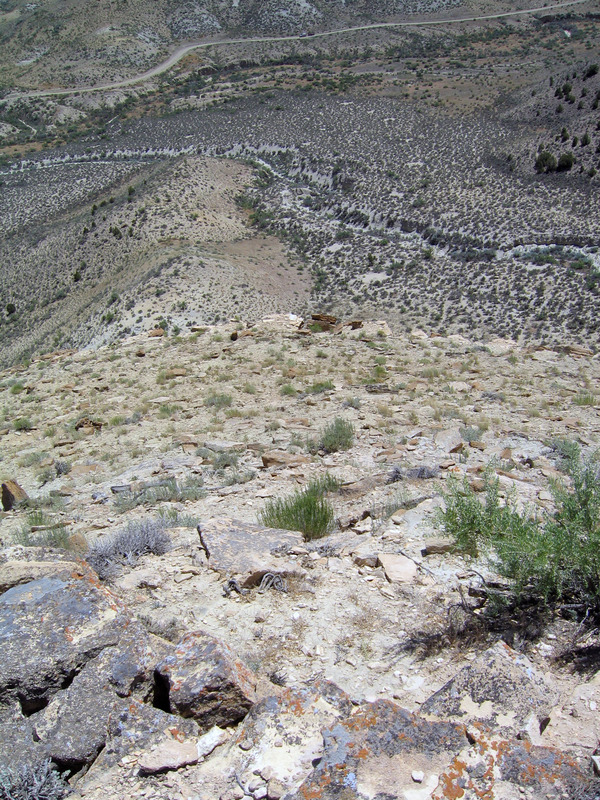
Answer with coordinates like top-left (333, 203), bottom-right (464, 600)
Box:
top-left (377, 553), bottom-right (418, 583)
top-left (543, 679), bottom-right (600, 750)
top-left (197, 517), bottom-right (304, 587)
top-left (261, 450), bottom-right (311, 468)
top-left (421, 641), bottom-right (560, 735)
top-left (0, 560), bottom-right (76, 593)
top-left (138, 739), bottom-right (200, 774)
top-left (155, 630), bottom-right (257, 730)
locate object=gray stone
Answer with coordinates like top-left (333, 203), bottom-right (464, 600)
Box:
top-left (434, 428), bottom-right (463, 453)
top-left (0, 567), bottom-right (130, 712)
top-left (197, 518), bottom-right (304, 587)
top-left (421, 642), bottom-right (560, 735)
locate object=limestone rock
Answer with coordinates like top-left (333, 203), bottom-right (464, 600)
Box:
top-left (378, 553), bottom-right (418, 583)
top-left (204, 439), bottom-right (246, 453)
top-left (433, 428), bottom-right (463, 453)
top-left (196, 725), bottom-right (230, 758)
top-left (487, 338), bottom-right (517, 356)
top-left (138, 738), bottom-right (199, 774)
top-left (261, 450), bottom-right (310, 468)
top-left (155, 631), bottom-right (257, 730)
top-left (197, 518), bottom-right (304, 587)
top-left (1, 480), bottom-right (28, 511)
top-left (421, 642), bottom-right (560, 735)
top-left (543, 678), bottom-right (600, 750)
top-left (148, 327), bottom-right (165, 337)
top-left (421, 540), bottom-right (454, 556)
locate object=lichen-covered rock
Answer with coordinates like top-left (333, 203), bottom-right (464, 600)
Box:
top-left (433, 728), bottom-right (596, 800)
top-left (421, 641), bottom-right (560, 736)
top-left (32, 624), bottom-right (157, 769)
top-left (0, 701), bottom-right (44, 771)
top-left (295, 699), bottom-right (467, 799)
top-left (75, 699), bottom-right (200, 795)
top-left (190, 679), bottom-right (354, 800)
top-left (0, 566), bottom-right (163, 772)
top-left (0, 567), bottom-right (130, 712)
top-left (155, 630), bottom-right (257, 729)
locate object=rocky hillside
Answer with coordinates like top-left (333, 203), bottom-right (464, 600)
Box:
top-left (0, 0), bottom-right (464, 88)
top-left (1, 315), bottom-right (600, 799)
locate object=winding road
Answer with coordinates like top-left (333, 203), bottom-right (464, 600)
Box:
top-left (11, 0), bottom-right (591, 99)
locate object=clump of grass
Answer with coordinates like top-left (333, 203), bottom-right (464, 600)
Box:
top-left (113, 476), bottom-right (205, 512)
top-left (87, 517), bottom-right (171, 580)
top-left (15, 510), bottom-right (70, 549)
top-left (204, 392), bottom-right (232, 409)
top-left (319, 417), bottom-right (354, 453)
top-left (14, 417), bottom-right (33, 431)
top-left (343, 397), bottom-right (361, 410)
top-left (573, 392), bottom-right (596, 407)
top-left (259, 475), bottom-right (339, 540)
top-left (439, 446), bottom-right (600, 621)
top-left (308, 379), bottom-right (334, 394)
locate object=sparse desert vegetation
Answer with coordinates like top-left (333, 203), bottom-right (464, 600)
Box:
top-left (1, 3), bottom-right (600, 798)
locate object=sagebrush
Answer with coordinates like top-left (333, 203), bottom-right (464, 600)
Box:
top-left (0, 760), bottom-right (70, 800)
top-left (439, 446), bottom-right (600, 620)
top-left (87, 518), bottom-right (171, 580)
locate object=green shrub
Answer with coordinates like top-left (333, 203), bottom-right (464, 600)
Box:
top-left (308, 379), bottom-right (334, 394)
top-left (573, 392), bottom-right (596, 406)
top-left (259, 475), bottom-right (338, 539)
top-left (14, 417), bottom-right (33, 431)
top-left (535, 150), bottom-right (557, 173)
top-left (204, 392), bottom-right (232, 409)
top-left (439, 447), bottom-right (600, 619)
top-left (319, 417), bottom-right (354, 453)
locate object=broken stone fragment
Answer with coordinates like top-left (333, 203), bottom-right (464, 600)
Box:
top-left (138, 738), bottom-right (199, 774)
top-left (261, 450), bottom-right (310, 468)
top-left (155, 631), bottom-right (257, 730)
top-left (1, 479), bottom-right (28, 511)
top-left (434, 428), bottom-right (463, 453)
top-left (377, 553), bottom-right (418, 583)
